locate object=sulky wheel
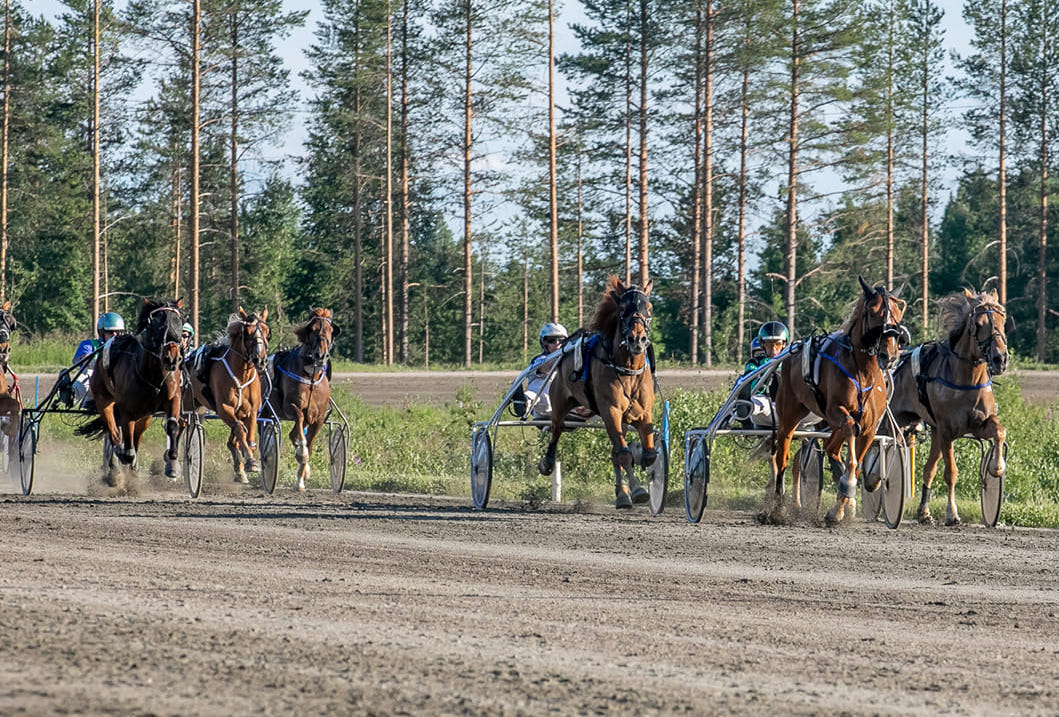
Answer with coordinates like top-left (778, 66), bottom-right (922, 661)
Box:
top-left (880, 439), bottom-right (907, 529)
top-left (860, 445), bottom-right (884, 523)
top-left (258, 419), bottom-right (280, 496)
top-left (979, 440), bottom-right (1007, 528)
top-left (328, 422), bottom-right (347, 494)
top-left (470, 426), bottom-right (493, 510)
top-left (18, 419), bottom-right (36, 496)
top-left (683, 433), bottom-right (710, 524)
top-left (182, 418), bottom-right (204, 498)
top-left (796, 438), bottom-right (824, 517)
top-left (646, 429), bottom-right (669, 516)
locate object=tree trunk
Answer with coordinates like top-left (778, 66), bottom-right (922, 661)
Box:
top-left (689, 3), bottom-right (702, 364)
top-left (92, 0), bottom-right (101, 323)
top-left (998, 0), bottom-right (1007, 305)
top-left (623, 0), bottom-right (632, 287)
top-left (229, 11), bottom-right (240, 312)
top-left (399, 0), bottom-right (410, 363)
top-left (191, 0), bottom-right (202, 335)
top-left (384, 2), bottom-right (394, 365)
top-left (548, 0), bottom-right (559, 322)
top-left (637, 0), bottom-right (649, 284)
top-left (784, 0), bottom-right (800, 332)
top-left (1037, 64), bottom-right (1049, 363)
top-left (0, 0), bottom-right (8, 301)
top-left (463, 0), bottom-right (473, 368)
top-left (886, 0), bottom-right (895, 289)
top-left (701, 0), bottom-right (713, 367)
top-left (736, 8), bottom-right (750, 365)
top-left (920, 43), bottom-right (930, 336)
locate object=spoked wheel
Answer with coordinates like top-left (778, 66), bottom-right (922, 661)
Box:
top-left (796, 438), bottom-right (824, 516)
top-left (646, 429), bottom-right (669, 516)
top-left (327, 422), bottom-right (347, 493)
top-left (258, 419), bottom-right (280, 496)
top-left (979, 440), bottom-right (1007, 527)
top-left (18, 420), bottom-right (36, 496)
top-left (860, 445), bottom-right (884, 523)
top-left (683, 432), bottom-right (710, 524)
top-left (182, 418), bottom-right (204, 499)
top-left (470, 426), bottom-right (493, 510)
top-left (880, 438), bottom-right (907, 529)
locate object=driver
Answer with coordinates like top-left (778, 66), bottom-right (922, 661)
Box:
top-left (69, 312), bottom-right (126, 409)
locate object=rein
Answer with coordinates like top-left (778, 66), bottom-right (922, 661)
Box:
top-left (818, 339), bottom-right (877, 420)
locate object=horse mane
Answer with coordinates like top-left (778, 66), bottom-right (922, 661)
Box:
top-left (589, 276), bottom-right (623, 335)
top-left (939, 290), bottom-right (1001, 346)
top-left (839, 291), bottom-right (869, 336)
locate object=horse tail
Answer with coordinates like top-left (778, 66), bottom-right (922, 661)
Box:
top-left (74, 415), bottom-right (108, 440)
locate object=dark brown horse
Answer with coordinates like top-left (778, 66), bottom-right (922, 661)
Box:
top-left (77, 298), bottom-right (185, 482)
top-left (190, 307), bottom-right (270, 483)
top-left (267, 308), bottom-right (340, 491)
top-left (890, 289), bottom-right (1009, 525)
top-left (538, 276), bottom-right (656, 509)
top-left (0, 301), bottom-right (21, 453)
top-left (768, 278), bottom-right (907, 525)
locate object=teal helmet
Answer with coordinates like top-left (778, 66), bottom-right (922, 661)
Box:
top-left (758, 321), bottom-right (789, 343)
top-left (97, 312), bottom-right (125, 333)
top-left (182, 322), bottom-right (194, 337)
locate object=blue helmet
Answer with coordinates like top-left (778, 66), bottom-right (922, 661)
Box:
top-left (750, 336), bottom-right (765, 359)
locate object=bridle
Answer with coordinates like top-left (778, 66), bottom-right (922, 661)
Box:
top-left (955, 304), bottom-right (1009, 371)
top-left (139, 304), bottom-right (184, 367)
top-left (617, 287), bottom-right (652, 350)
top-left (857, 288), bottom-right (907, 361)
top-left (234, 316), bottom-right (269, 370)
top-left (299, 315), bottom-right (334, 374)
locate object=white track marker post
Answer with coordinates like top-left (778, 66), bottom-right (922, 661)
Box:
top-left (552, 460), bottom-right (562, 503)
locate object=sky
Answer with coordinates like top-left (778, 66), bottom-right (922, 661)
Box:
top-left (35, 0), bottom-right (975, 200)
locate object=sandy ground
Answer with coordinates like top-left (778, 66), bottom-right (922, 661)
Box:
top-left (2, 371), bottom-right (1058, 714)
top-left (0, 489), bottom-right (1057, 715)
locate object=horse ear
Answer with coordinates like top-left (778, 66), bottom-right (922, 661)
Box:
top-left (260, 307), bottom-right (268, 321)
top-left (858, 275), bottom-right (873, 298)
top-left (642, 279), bottom-right (653, 296)
top-left (175, 297), bottom-right (184, 309)
top-left (1, 300), bottom-right (9, 311)
top-left (237, 306), bottom-right (247, 318)
top-left (964, 288), bottom-right (975, 299)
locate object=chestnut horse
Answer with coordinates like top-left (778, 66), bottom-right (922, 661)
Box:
top-left (890, 289), bottom-right (1009, 525)
top-left (537, 276), bottom-right (657, 509)
top-left (190, 307), bottom-right (270, 483)
top-left (768, 278), bottom-right (907, 525)
top-left (267, 308), bottom-right (340, 491)
top-left (77, 298), bottom-right (185, 481)
top-left (0, 301), bottom-right (21, 458)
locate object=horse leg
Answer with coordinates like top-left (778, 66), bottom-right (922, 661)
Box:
top-left (977, 416), bottom-right (1007, 480)
top-left (765, 426), bottom-right (795, 523)
top-left (243, 415), bottom-right (260, 474)
top-left (290, 412), bottom-right (309, 491)
top-left (219, 406), bottom-right (249, 483)
top-left (299, 420), bottom-right (324, 488)
top-left (824, 416), bottom-right (858, 526)
top-left (625, 421), bottom-right (656, 505)
top-left (164, 414), bottom-right (181, 480)
top-left (940, 440), bottom-right (961, 526)
top-left (537, 404), bottom-right (569, 477)
top-left (601, 408), bottom-right (635, 509)
top-left (917, 434), bottom-right (943, 524)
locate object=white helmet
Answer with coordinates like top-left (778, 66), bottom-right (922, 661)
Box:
top-left (539, 322), bottom-right (568, 347)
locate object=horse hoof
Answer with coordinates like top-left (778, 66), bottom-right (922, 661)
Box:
top-left (917, 512), bottom-right (935, 526)
top-left (538, 457), bottom-right (554, 476)
top-left (234, 474), bottom-right (249, 484)
top-left (615, 488), bottom-right (633, 509)
top-left (630, 486), bottom-right (649, 505)
top-left (165, 462), bottom-right (180, 480)
top-left (945, 515), bottom-right (961, 527)
top-left (295, 479), bottom-right (306, 492)
top-left (862, 473), bottom-right (881, 493)
top-left (245, 460), bottom-right (259, 473)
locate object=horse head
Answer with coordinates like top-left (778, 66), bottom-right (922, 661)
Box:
top-left (964, 288), bottom-right (1010, 376)
top-left (137, 297), bottom-right (184, 370)
top-left (234, 306), bottom-right (270, 370)
top-left (0, 300), bottom-right (14, 367)
top-left (295, 308), bottom-right (340, 375)
top-left (856, 277), bottom-right (907, 370)
top-left (611, 279), bottom-right (653, 357)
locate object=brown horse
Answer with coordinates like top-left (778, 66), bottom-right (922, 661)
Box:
top-left (267, 308), bottom-right (340, 491)
top-left (0, 301), bottom-right (21, 456)
top-left (77, 298), bottom-right (185, 482)
top-left (190, 307), bottom-right (270, 484)
top-left (890, 289), bottom-right (1009, 525)
top-left (768, 278), bottom-right (907, 525)
top-left (537, 276), bottom-right (657, 509)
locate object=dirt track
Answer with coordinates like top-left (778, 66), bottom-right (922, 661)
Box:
top-left (1, 489), bottom-right (1058, 715)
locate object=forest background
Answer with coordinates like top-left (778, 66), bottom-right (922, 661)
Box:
top-left (8, 0), bottom-right (1058, 368)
